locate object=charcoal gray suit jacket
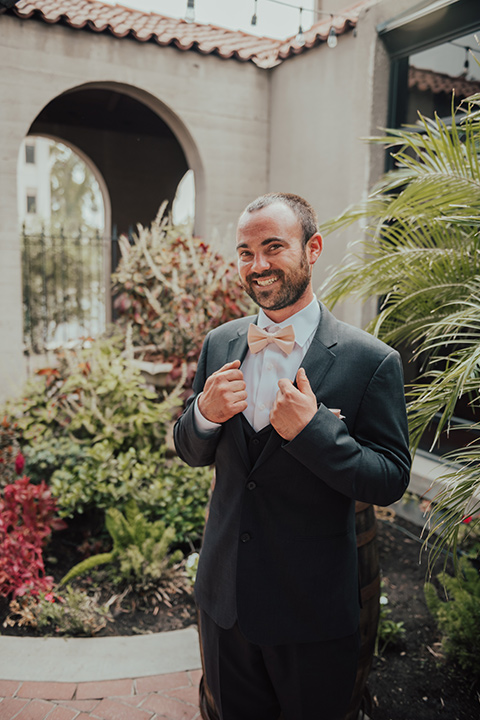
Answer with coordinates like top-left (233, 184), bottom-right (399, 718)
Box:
top-left (173, 302), bottom-right (411, 645)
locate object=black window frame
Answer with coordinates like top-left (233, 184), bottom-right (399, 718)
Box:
top-left (378, 0), bottom-right (480, 166)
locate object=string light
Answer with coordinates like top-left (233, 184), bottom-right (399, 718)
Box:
top-left (295, 7), bottom-right (305, 48)
top-left (327, 26), bottom-right (337, 49)
top-left (251, 0), bottom-right (258, 27)
top-left (185, 0), bottom-right (195, 23)
top-left (250, 0), bottom-right (353, 49)
top-left (449, 42), bottom-right (480, 78)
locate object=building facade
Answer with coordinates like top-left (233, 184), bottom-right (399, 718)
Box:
top-left (0, 0), bottom-right (479, 399)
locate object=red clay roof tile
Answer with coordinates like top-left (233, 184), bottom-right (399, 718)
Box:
top-left (9, 0), bottom-right (369, 68)
top-left (409, 66), bottom-right (480, 99)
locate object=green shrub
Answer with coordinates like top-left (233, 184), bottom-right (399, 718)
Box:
top-left (61, 500), bottom-right (182, 588)
top-left (37, 587), bottom-right (112, 636)
top-left (135, 456), bottom-right (212, 544)
top-left (23, 436), bottom-right (87, 485)
top-left (50, 441), bottom-right (211, 544)
top-left (6, 588), bottom-right (112, 636)
top-left (5, 338), bottom-right (211, 549)
top-left (7, 337), bottom-right (180, 451)
top-left (425, 557), bottom-right (480, 680)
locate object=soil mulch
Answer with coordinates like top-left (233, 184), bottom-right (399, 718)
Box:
top-left (368, 514), bottom-right (480, 720)
top-left (0, 513), bottom-right (479, 720)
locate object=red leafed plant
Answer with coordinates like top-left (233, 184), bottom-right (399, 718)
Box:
top-left (0, 476), bottom-right (67, 598)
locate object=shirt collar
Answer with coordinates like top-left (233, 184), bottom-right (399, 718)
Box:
top-left (257, 299), bottom-right (320, 348)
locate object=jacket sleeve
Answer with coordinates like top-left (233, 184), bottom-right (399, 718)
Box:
top-left (173, 333), bottom-right (222, 467)
top-left (284, 349), bottom-right (411, 506)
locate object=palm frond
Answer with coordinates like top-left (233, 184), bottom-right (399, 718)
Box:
top-left (319, 90), bottom-right (480, 565)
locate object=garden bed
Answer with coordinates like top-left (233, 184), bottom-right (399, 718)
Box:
top-left (1, 511), bottom-right (479, 720)
top-left (369, 513), bottom-right (479, 720)
top-left (0, 516), bottom-right (198, 638)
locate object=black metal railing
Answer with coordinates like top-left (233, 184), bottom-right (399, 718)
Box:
top-left (21, 226), bottom-right (112, 356)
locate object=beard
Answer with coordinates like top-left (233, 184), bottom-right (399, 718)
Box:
top-left (242, 251), bottom-right (311, 312)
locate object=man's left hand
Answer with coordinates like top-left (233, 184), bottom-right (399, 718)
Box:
top-left (270, 367), bottom-right (317, 441)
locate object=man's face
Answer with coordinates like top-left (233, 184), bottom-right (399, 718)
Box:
top-left (236, 203), bottom-right (318, 315)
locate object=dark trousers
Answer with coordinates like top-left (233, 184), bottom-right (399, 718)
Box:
top-left (199, 609), bottom-right (360, 720)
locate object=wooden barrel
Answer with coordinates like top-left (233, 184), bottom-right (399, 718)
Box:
top-left (198, 610), bottom-right (220, 720)
top-left (344, 501), bottom-right (380, 720)
top-left (199, 501), bottom-right (380, 720)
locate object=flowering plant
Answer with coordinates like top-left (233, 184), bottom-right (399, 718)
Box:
top-left (112, 205), bottom-right (252, 366)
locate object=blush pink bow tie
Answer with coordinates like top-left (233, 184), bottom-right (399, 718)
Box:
top-left (247, 324), bottom-right (296, 355)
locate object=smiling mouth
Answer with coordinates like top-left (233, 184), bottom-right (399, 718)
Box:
top-left (253, 276), bottom-right (279, 287)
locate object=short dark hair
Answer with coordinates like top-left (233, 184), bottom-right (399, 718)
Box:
top-left (241, 192), bottom-right (318, 246)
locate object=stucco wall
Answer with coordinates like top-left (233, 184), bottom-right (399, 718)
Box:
top-left (0, 0), bottom-right (432, 400)
top-left (0, 15), bottom-right (270, 400)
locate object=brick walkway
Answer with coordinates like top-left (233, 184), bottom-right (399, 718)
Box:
top-left (0, 670), bottom-right (202, 720)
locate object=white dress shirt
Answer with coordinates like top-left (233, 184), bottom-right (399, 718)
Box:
top-left (194, 299), bottom-right (321, 434)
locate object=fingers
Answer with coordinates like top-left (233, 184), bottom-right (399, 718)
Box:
top-left (277, 378), bottom-right (293, 394)
top-left (270, 370), bottom-right (317, 441)
top-left (295, 367), bottom-right (313, 394)
top-left (199, 359), bottom-right (248, 423)
top-left (213, 359), bottom-right (242, 374)
top-left (211, 360), bottom-right (244, 382)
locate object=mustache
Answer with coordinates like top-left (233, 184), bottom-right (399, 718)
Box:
top-left (247, 270), bottom-right (284, 282)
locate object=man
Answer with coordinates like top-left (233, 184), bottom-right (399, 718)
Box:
top-left (174, 193), bottom-right (410, 720)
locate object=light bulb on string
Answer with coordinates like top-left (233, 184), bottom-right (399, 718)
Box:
top-left (251, 0), bottom-right (258, 26)
top-left (463, 46), bottom-right (470, 76)
top-left (185, 0), bottom-right (195, 23)
top-left (295, 7), bottom-right (305, 47)
top-left (327, 25), bottom-right (337, 49)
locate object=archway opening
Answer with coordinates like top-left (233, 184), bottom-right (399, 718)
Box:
top-left (20, 85), bottom-right (196, 356)
top-left (30, 87), bottom-right (191, 235)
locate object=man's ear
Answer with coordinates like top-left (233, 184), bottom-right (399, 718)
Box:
top-left (306, 232), bottom-right (323, 266)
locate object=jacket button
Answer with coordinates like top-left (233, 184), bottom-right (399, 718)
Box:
top-left (240, 532), bottom-right (251, 543)
top-left (247, 481), bottom-right (256, 491)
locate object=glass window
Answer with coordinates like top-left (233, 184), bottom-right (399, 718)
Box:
top-left (25, 143), bottom-right (35, 164)
top-left (26, 193), bottom-right (37, 214)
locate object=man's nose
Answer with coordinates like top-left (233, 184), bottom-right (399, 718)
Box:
top-left (251, 254), bottom-right (271, 273)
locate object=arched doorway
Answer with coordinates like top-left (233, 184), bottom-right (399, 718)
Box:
top-left (19, 83), bottom-right (203, 356)
top-left (29, 84), bottom-right (195, 236)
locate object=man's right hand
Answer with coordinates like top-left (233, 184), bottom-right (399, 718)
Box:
top-left (198, 359), bottom-right (248, 423)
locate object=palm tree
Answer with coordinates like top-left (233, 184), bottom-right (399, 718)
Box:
top-left (319, 93), bottom-right (480, 569)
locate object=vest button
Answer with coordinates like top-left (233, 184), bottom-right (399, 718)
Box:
top-left (240, 532), bottom-right (251, 543)
top-left (252, 438), bottom-right (260, 445)
top-left (247, 481), bottom-right (256, 491)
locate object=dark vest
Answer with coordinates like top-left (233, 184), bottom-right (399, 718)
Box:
top-left (241, 413), bottom-right (272, 468)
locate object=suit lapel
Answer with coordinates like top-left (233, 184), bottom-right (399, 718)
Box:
top-left (226, 321), bottom-right (251, 469)
top-left (299, 301), bottom-right (338, 395)
top-left (226, 325), bottom-right (250, 365)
